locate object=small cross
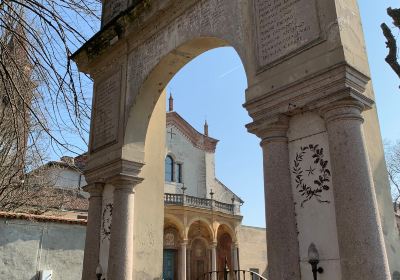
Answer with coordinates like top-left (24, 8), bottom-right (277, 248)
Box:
top-left (167, 128), bottom-right (176, 139)
top-left (306, 166), bottom-right (315, 176)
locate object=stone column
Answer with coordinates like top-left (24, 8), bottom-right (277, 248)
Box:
top-left (232, 243), bottom-right (239, 272)
top-left (259, 116), bottom-right (301, 280)
top-left (181, 241), bottom-right (187, 280)
top-left (81, 182), bottom-right (104, 280)
top-left (107, 175), bottom-right (143, 280)
top-left (323, 100), bottom-right (390, 279)
top-left (211, 242), bottom-right (217, 280)
top-left (187, 247), bottom-right (191, 280)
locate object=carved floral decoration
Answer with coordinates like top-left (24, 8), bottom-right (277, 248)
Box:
top-left (292, 144), bottom-right (331, 207)
top-left (101, 203), bottom-right (113, 240)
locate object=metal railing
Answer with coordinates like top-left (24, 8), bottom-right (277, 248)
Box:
top-left (164, 193), bottom-right (237, 215)
top-left (197, 270), bottom-right (267, 280)
top-left (196, 258), bottom-right (267, 280)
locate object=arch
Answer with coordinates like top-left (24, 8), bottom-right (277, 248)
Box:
top-left (164, 213), bottom-right (186, 239)
top-left (123, 36), bottom-right (249, 163)
top-left (187, 217), bottom-right (214, 241)
top-left (216, 223), bottom-right (237, 243)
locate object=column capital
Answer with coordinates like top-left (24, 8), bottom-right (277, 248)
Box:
top-left (246, 114), bottom-right (289, 145)
top-left (180, 240), bottom-right (188, 246)
top-left (83, 182), bottom-right (104, 197)
top-left (108, 174), bottom-right (144, 193)
top-left (210, 241), bottom-right (218, 248)
top-left (321, 98), bottom-right (369, 125)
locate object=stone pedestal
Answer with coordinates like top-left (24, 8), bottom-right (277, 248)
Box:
top-left (107, 175), bottom-right (143, 280)
top-left (323, 100), bottom-right (390, 279)
top-left (259, 116), bottom-right (301, 280)
top-left (81, 183), bottom-right (104, 280)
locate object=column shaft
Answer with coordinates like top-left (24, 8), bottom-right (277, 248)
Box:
top-left (181, 242), bottom-right (187, 280)
top-left (107, 178), bottom-right (138, 280)
top-left (187, 248), bottom-right (191, 280)
top-left (211, 244), bottom-right (217, 280)
top-left (260, 119), bottom-right (301, 280)
top-left (232, 245), bottom-right (239, 272)
top-left (81, 183), bottom-right (104, 280)
top-left (324, 101), bottom-right (390, 279)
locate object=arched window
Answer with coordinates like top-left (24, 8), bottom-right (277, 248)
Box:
top-left (165, 155), bottom-right (174, 182)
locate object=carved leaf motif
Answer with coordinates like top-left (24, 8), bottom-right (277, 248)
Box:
top-left (292, 144), bottom-right (332, 207)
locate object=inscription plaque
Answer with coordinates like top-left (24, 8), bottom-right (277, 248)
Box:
top-left (92, 71), bottom-right (121, 151)
top-left (254, 0), bottom-right (320, 68)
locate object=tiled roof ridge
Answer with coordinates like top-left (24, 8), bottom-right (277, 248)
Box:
top-left (0, 211), bottom-right (87, 225)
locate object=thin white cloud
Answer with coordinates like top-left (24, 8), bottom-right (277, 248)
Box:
top-left (218, 65), bottom-right (241, 79)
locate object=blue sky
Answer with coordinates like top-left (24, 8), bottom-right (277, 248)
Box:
top-left (167, 0), bottom-right (400, 227)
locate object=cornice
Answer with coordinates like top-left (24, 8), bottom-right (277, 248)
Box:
top-left (84, 158), bottom-right (144, 184)
top-left (167, 112), bottom-right (218, 153)
top-left (244, 63), bottom-right (373, 136)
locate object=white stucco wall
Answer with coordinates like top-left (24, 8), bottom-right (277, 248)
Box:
top-left (39, 167), bottom-right (86, 190)
top-left (165, 123), bottom-right (238, 205)
top-left (165, 124), bottom-right (207, 198)
top-left (0, 218), bottom-right (85, 280)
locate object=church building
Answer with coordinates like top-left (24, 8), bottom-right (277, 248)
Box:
top-left (162, 95), bottom-right (244, 279)
top-left (0, 95), bottom-right (267, 280)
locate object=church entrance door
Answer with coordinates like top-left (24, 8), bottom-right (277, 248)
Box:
top-left (163, 249), bottom-right (177, 280)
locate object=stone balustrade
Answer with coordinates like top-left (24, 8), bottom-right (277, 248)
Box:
top-left (164, 193), bottom-right (239, 215)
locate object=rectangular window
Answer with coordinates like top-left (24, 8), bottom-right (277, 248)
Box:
top-left (177, 163), bottom-right (183, 183)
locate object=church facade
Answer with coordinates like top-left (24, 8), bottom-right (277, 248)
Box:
top-left (162, 96), bottom-right (245, 280)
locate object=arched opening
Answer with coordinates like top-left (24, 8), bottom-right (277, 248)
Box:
top-left (122, 36), bottom-right (260, 279)
top-left (188, 220), bottom-right (213, 280)
top-left (163, 219), bottom-right (183, 280)
top-left (217, 225), bottom-right (233, 279)
top-left (190, 238), bottom-right (209, 280)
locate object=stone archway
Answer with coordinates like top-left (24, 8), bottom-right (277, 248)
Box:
top-left (72, 0), bottom-right (400, 279)
top-left (216, 230), bottom-right (232, 279)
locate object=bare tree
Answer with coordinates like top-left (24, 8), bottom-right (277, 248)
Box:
top-left (0, 1), bottom-right (101, 211)
top-left (382, 7), bottom-right (400, 80)
top-left (385, 141), bottom-right (400, 212)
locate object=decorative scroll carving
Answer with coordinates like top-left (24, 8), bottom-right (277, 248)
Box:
top-left (254, 0), bottom-right (320, 68)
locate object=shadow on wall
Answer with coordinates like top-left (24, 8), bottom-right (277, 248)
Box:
top-left (262, 265), bottom-right (268, 278)
top-left (393, 271), bottom-right (400, 280)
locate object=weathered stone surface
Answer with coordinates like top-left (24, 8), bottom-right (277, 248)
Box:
top-left (254, 0), bottom-right (320, 68)
top-left (102, 0), bottom-right (128, 26)
top-left (92, 70), bottom-right (121, 151)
